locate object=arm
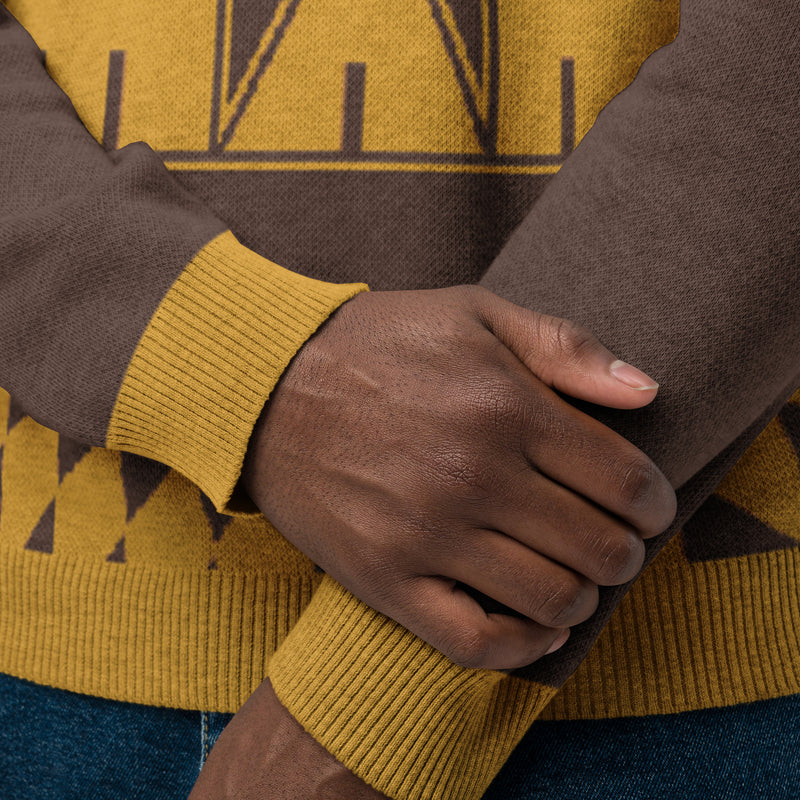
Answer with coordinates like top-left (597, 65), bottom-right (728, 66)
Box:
top-left (0, 5), bottom-right (366, 510)
top-left (0, 7), bottom-right (673, 799)
top-left (261, 1), bottom-right (800, 797)
top-left (479, 0), bottom-right (800, 684)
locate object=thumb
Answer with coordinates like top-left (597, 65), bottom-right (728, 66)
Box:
top-left (475, 290), bottom-right (659, 410)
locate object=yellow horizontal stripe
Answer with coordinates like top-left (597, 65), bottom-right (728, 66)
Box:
top-left (0, 544), bottom-right (319, 712)
top-left (164, 160), bottom-right (563, 176)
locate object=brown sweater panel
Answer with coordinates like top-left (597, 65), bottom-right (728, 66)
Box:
top-left (481, 0), bottom-right (800, 683)
top-left (0, 7), bottom-right (226, 444)
top-left (1, 0), bottom-right (797, 708)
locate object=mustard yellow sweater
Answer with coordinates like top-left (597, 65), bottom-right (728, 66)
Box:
top-left (1, 1), bottom-right (798, 798)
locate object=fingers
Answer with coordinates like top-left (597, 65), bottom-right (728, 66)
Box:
top-left (439, 529), bottom-right (600, 628)
top-left (521, 388), bottom-right (677, 537)
top-left (397, 576), bottom-right (570, 670)
top-left (470, 286), bottom-right (660, 410)
top-left (479, 470), bottom-right (647, 584)
top-left (466, 286), bottom-right (676, 535)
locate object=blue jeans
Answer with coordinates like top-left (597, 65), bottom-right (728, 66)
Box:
top-left (1, 672), bottom-right (799, 798)
top-left (483, 694), bottom-right (800, 799)
top-left (0, 672), bottom-right (233, 799)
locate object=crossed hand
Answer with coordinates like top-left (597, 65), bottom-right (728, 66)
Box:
top-left (192, 285), bottom-right (676, 799)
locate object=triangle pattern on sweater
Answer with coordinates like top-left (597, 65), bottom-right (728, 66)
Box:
top-left (58, 436), bottom-right (91, 484)
top-left (106, 535), bottom-right (126, 563)
top-left (227, 0), bottom-right (287, 103)
top-left (200, 491), bottom-right (234, 542)
top-left (120, 452), bottom-right (171, 522)
top-left (24, 499), bottom-right (55, 554)
top-left (438, 0), bottom-right (486, 84)
top-left (778, 402), bottom-right (800, 462)
top-left (681, 494), bottom-right (798, 563)
top-left (6, 399), bottom-right (26, 433)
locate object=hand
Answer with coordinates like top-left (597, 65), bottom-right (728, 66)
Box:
top-left (242, 285), bottom-right (676, 669)
top-left (188, 679), bottom-right (388, 800)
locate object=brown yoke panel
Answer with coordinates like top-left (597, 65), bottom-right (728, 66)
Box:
top-left (173, 169), bottom-right (551, 290)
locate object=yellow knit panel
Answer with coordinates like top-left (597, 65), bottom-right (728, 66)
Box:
top-left (541, 538), bottom-right (800, 720)
top-left (269, 577), bottom-right (556, 800)
top-left (0, 414), bottom-right (59, 551)
top-left (0, 406), bottom-right (316, 574)
top-left (715, 416), bottom-right (800, 543)
top-left (9, 0), bottom-right (679, 169)
top-left (0, 544), bottom-right (321, 711)
top-left (106, 230), bottom-right (367, 512)
top-left (497, 0), bottom-right (679, 154)
top-left (6, 0), bottom-right (218, 150)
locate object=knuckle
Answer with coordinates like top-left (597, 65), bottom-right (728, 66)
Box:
top-left (550, 317), bottom-right (598, 362)
top-left (442, 627), bottom-right (492, 669)
top-left (348, 546), bottom-right (404, 603)
top-left (527, 397), bottom-right (568, 445)
top-left (615, 457), bottom-right (660, 514)
top-left (470, 378), bottom-right (528, 432)
top-left (402, 514), bottom-right (461, 561)
top-left (531, 574), bottom-right (590, 627)
top-left (426, 445), bottom-right (494, 504)
top-left (592, 530), bottom-right (645, 585)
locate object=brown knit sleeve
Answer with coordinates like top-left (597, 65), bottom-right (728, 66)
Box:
top-left (0, 6), bottom-right (365, 508)
top-left (479, 0), bottom-right (800, 685)
top-left (268, 3), bottom-right (800, 798)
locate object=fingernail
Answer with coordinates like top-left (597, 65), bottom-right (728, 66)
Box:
top-left (545, 628), bottom-right (570, 655)
top-left (610, 360), bottom-right (659, 391)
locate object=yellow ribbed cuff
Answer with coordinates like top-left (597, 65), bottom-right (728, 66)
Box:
top-left (269, 577), bottom-right (555, 800)
top-left (106, 231), bottom-right (368, 512)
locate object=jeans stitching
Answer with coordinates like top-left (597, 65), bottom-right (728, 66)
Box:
top-left (200, 711), bottom-right (209, 770)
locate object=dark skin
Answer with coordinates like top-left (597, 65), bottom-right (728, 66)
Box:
top-left (189, 680), bottom-right (388, 800)
top-left (191, 285), bottom-right (676, 798)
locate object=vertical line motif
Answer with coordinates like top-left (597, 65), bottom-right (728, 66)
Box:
top-left (484, 0), bottom-right (500, 157)
top-left (208, 0), bottom-right (229, 153)
top-left (102, 50), bottom-right (126, 151)
top-left (219, 0), bottom-right (304, 150)
top-left (427, 0), bottom-right (491, 156)
top-left (341, 62), bottom-right (366, 155)
top-left (560, 57), bottom-right (575, 158)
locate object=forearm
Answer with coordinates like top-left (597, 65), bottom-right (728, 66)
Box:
top-left (479, 0), bottom-right (800, 684)
top-left (272, 2), bottom-right (800, 796)
top-left (481, 0), bottom-right (800, 490)
top-left (0, 6), bottom-right (365, 508)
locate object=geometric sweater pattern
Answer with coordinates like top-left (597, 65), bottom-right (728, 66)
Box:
top-left (1, 1), bottom-right (798, 799)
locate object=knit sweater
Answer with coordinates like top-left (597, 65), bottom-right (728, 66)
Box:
top-left (0, 1), bottom-right (798, 799)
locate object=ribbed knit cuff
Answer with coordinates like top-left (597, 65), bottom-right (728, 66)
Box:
top-left (268, 577), bottom-right (556, 800)
top-left (106, 231), bottom-right (368, 512)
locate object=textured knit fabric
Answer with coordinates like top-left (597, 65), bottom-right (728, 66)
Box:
top-left (0, 2), bottom-right (798, 799)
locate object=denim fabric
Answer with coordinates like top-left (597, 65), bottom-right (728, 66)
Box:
top-left (0, 672), bottom-right (233, 799)
top-left (483, 693), bottom-right (800, 800)
top-left (2, 671), bottom-right (799, 799)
